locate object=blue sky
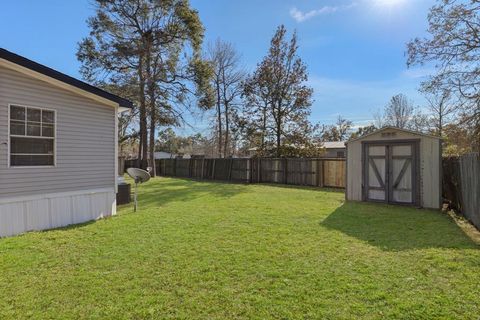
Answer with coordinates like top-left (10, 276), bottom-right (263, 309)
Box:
top-left (0, 0), bottom-right (436, 134)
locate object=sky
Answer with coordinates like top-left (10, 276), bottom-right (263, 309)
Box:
top-left (0, 0), bottom-right (436, 134)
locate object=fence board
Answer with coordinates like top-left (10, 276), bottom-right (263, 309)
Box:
top-left (323, 160), bottom-right (346, 188)
top-left (191, 159), bottom-right (203, 179)
top-left (460, 153), bottom-right (480, 228)
top-left (175, 159), bottom-right (189, 177)
top-left (443, 157), bottom-right (462, 211)
top-left (135, 157), bottom-right (346, 189)
top-left (231, 159), bottom-right (250, 182)
top-left (443, 153), bottom-right (480, 230)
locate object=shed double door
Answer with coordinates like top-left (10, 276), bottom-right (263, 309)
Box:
top-left (364, 142), bottom-right (418, 205)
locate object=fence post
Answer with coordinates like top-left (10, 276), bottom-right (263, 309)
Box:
top-left (284, 158), bottom-right (288, 184)
top-left (201, 158), bottom-right (205, 179)
top-left (173, 158), bottom-right (177, 177)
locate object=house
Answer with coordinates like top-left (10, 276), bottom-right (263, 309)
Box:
top-left (154, 151), bottom-right (176, 159)
top-left (319, 141), bottom-right (346, 158)
top-left (346, 126), bottom-right (442, 209)
top-left (246, 142), bottom-right (346, 158)
top-left (0, 48), bottom-right (133, 237)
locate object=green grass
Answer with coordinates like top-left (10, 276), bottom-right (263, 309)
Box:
top-left (0, 178), bottom-right (479, 319)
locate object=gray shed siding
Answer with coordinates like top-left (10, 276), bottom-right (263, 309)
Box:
top-left (346, 129), bottom-right (441, 209)
top-left (0, 66), bottom-right (115, 199)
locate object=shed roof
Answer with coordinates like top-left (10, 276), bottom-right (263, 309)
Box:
top-left (0, 48), bottom-right (133, 109)
top-left (321, 141), bottom-right (346, 149)
top-left (346, 126), bottom-right (442, 144)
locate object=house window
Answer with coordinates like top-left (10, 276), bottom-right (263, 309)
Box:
top-left (336, 151), bottom-right (345, 158)
top-left (9, 105), bottom-right (55, 167)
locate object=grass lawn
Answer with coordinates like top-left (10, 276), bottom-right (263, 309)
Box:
top-left (1, 178), bottom-right (479, 319)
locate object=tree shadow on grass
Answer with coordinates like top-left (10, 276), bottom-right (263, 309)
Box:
top-left (321, 202), bottom-right (479, 251)
top-left (131, 177), bottom-right (249, 208)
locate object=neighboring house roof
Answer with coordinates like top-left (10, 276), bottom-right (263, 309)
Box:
top-left (347, 126), bottom-right (442, 144)
top-left (0, 48), bottom-right (133, 109)
top-left (321, 141), bottom-right (346, 149)
top-left (154, 151), bottom-right (176, 159)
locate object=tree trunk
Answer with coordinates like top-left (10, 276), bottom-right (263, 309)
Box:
top-left (149, 110), bottom-right (156, 177)
top-left (215, 79), bottom-right (223, 158)
top-left (147, 83), bottom-right (156, 178)
top-left (137, 133), bottom-right (142, 167)
top-left (439, 112), bottom-right (443, 137)
top-left (138, 51), bottom-right (148, 170)
top-left (474, 111), bottom-right (480, 152)
top-left (261, 103), bottom-right (267, 152)
top-left (276, 105), bottom-right (282, 157)
top-left (222, 69), bottom-right (230, 158)
top-left (224, 102), bottom-right (229, 157)
top-left (145, 36), bottom-right (156, 177)
top-left (276, 121), bottom-right (281, 157)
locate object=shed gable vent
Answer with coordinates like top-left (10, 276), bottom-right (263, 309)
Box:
top-left (381, 132), bottom-right (397, 138)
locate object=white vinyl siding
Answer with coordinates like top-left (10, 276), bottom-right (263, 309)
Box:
top-left (0, 66), bottom-right (115, 199)
top-left (0, 188), bottom-right (116, 237)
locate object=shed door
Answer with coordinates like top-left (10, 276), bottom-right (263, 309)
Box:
top-left (365, 142), bottom-right (418, 205)
top-left (389, 144), bottom-right (414, 204)
top-left (366, 145), bottom-right (387, 201)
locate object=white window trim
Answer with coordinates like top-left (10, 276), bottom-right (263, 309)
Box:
top-left (8, 103), bottom-right (57, 168)
top-left (114, 105), bottom-right (119, 193)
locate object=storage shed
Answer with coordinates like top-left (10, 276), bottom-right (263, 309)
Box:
top-left (346, 127), bottom-right (442, 209)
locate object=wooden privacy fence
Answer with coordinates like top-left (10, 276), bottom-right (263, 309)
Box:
top-left (443, 153), bottom-right (480, 229)
top-left (154, 158), bottom-right (346, 188)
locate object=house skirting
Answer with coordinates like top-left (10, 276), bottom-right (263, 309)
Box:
top-left (0, 188), bottom-right (116, 237)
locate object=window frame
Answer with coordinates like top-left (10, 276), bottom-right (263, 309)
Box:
top-left (8, 104), bottom-right (57, 168)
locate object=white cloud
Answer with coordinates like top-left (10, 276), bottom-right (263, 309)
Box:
top-left (290, 2), bottom-right (358, 23)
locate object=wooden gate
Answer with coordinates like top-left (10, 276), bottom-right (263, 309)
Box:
top-left (363, 141), bottom-right (419, 205)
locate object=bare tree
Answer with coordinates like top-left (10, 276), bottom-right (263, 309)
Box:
top-left (410, 111), bottom-right (430, 133)
top-left (374, 94), bottom-right (431, 132)
top-left (424, 89), bottom-right (456, 136)
top-left (349, 125), bottom-right (377, 140)
top-left (384, 94), bottom-right (415, 129)
top-left (242, 66), bottom-right (272, 154)
top-left (373, 110), bottom-right (385, 129)
top-left (407, 0), bottom-right (480, 148)
top-left (207, 39), bottom-right (245, 157)
top-left (319, 116), bottom-right (353, 141)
